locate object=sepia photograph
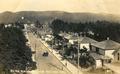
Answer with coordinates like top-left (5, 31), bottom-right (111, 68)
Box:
top-left (0, 0), bottom-right (120, 74)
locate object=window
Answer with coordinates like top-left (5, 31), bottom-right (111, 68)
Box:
top-left (96, 48), bottom-right (99, 53)
top-left (89, 44), bottom-right (92, 51)
top-left (118, 53), bottom-right (120, 61)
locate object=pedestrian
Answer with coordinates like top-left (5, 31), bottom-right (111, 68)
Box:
top-left (65, 62), bottom-right (67, 66)
top-left (61, 67), bottom-right (63, 70)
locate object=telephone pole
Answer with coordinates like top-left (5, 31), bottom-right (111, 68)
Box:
top-left (35, 42), bottom-right (37, 61)
top-left (77, 36), bottom-right (80, 74)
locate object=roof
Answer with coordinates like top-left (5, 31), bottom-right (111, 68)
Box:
top-left (90, 52), bottom-right (111, 60)
top-left (64, 34), bottom-right (72, 39)
top-left (112, 49), bottom-right (120, 54)
top-left (90, 52), bottom-right (102, 60)
top-left (69, 36), bottom-right (78, 40)
top-left (59, 33), bottom-right (66, 37)
top-left (79, 37), bottom-right (98, 43)
top-left (101, 56), bottom-right (112, 60)
top-left (91, 40), bottom-right (120, 50)
top-left (59, 33), bottom-right (72, 39)
top-left (68, 36), bottom-right (97, 43)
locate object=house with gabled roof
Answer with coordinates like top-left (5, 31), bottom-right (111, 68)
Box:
top-left (63, 35), bottom-right (98, 50)
top-left (78, 36), bottom-right (98, 51)
top-left (62, 35), bottom-right (98, 51)
top-left (85, 38), bottom-right (120, 69)
top-left (91, 38), bottom-right (120, 59)
top-left (91, 38), bottom-right (120, 64)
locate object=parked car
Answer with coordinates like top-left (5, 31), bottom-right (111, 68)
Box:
top-left (42, 51), bottom-right (49, 57)
top-left (32, 51), bottom-right (36, 54)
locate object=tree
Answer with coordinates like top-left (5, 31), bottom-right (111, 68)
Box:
top-left (51, 19), bottom-right (120, 42)
top-left (79, 47), bottom-right (95, 68)
top-left (0, 25), bottom-right (35, 73)
top-left (79, 52), bottom-right (95, 68)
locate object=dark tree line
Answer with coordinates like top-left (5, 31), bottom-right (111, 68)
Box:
top-left (0, 24), bottom-right (34, 73)
top-left (50, 19), bottom-right (120, 42)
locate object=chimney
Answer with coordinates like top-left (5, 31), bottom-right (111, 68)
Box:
top-left (80, 32), bottom-right (82, 37)
top-left (84, 32), bottom-right (86, 37)
top-left (107, 37), bottom-right (110, 40)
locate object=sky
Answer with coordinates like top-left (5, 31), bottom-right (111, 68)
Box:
top-left (0, 0), bottom-right (120, 15)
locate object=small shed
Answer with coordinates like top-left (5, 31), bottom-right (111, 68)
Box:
top-left (90, 52), bottom-right (103, 68)
top-left (79, 37), bottom-right (98, 51)
top-left (112, 49), bottom-right (120, 62)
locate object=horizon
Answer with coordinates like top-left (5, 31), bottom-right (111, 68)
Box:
top-left (0, 11), bottom-right (119, 16)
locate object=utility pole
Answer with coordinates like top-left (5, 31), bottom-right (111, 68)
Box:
top-left (63, 44), bottom-right (64, 51)
top-left (52, 33), bottom-right (54, 53)
top-left (35, 42), bottom-right (37, 61)
top-left (63, 38), bottom-right (65, 51)
top-left (77, 36), bottom-right (80, 74)
top-left (52, 39), bottom-right (54, 53)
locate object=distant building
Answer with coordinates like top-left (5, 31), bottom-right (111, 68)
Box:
top-left (44, 34), bottom-right (54, 41)
top-left (30, 24), bottom-right (35, 27)
top-left (4, 24), bottom-right (12, 28)
top-left (68, 36), bottom-right (78, 44)
top-left (63, 34), bottom-right (72, 40)
top-left (59, 33), bottom-right (75, 44)
top-left (60, 33), bottom-right (98, 50)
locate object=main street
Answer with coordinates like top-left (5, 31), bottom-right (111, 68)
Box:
top-left (27, 33), bottom-right (71, 74)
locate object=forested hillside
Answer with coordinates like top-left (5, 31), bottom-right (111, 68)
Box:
top-left (0, 11), bottom-right (120, 24)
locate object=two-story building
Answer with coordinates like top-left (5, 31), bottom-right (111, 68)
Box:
top-left (91, 39), bottom-right (120, 60)
top-left (91, 38), bottom-right (120, 68)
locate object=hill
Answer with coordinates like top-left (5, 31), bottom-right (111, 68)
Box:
top-left (0, 11), bottom-right (120, 24)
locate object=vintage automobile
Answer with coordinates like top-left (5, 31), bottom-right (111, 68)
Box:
top-left (42, 51), bottom-right (49, 57)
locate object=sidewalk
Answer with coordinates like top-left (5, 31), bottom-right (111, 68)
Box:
top-left (27, 70), bottom-right (68, 74)
top-left (39, 39), bottom-right (83, 74)
top-left (24, 32), bottom-right (36, 62)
